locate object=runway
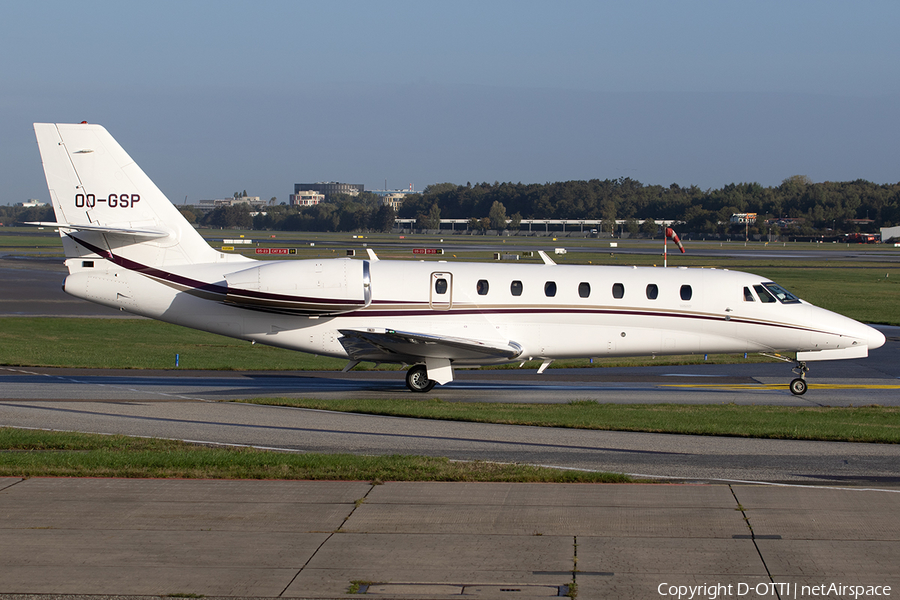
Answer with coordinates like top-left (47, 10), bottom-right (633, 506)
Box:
top-left (3, 357), bottom-right (900, 485)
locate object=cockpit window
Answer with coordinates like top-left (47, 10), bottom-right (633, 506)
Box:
top-left (753, 285), bottom-right (776, 303)
top-left (762, 282), bottom-right (801, 304)
top-left (753, 282), bottom-right (800, 304)
top-left (743, 287), bottom-right (755, 302)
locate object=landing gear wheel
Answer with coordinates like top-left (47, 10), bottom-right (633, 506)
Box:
top-left (790, 360), bottom-right (809, 396)
top-left (790, 377), bottom-right (808, 396)
top-left (406, 365), bottom-right (436, 393)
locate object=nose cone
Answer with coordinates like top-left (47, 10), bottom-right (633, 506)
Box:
top-left (865, 325), bottom-right (886, 350)
top-left (808, 304), bottom-right (886, 352)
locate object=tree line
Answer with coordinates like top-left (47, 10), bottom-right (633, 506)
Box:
top-left (5, 175), bottom-right (899, 236)
top-left (176, 192), bottom-right (397, 233)
top-left (399, 176), bottom-right (899, 236)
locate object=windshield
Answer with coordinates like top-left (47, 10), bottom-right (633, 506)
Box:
top-left (761, 282), bottom-right (801, 304)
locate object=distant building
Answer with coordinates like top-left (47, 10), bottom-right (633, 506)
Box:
top-left (370, 186), bottom-right (416, 210)
top-left (17, 199), bottom-right (47, 207)
top-left (290, 190), bottom-right (325, 206)
top-left (294, 182), bottom-right (364, 199)
top-left (380, 193), bottom-right (406, 210)
top-left (880, 225), bottom-right (900, 242)
top-left (197, 195), bottom-right (267, 209)
top-left (730, 213), bottom-right (757, 224)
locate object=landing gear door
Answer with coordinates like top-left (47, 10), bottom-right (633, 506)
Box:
top-left (430, 272), bottom-right (452, 310)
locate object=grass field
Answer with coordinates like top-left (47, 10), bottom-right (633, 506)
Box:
top-left (0, 317), bottom-right (345, 370)
top-left (0, 428), bottom-right (630, 482)
top-left (239, 398), bottom-right (900, 444)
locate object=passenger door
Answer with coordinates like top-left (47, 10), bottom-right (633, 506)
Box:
top-left (429, 272), bottom-right (453, 310)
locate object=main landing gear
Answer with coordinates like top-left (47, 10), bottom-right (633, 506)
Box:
top-left (789, 360), bottom-right (809, 396)
top-left (406, 365), bottom-right (436, 393)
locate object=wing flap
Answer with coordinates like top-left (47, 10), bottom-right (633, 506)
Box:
top-left (338, 328), bottom-right (523, 364)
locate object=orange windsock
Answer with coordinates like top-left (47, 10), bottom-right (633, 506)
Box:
top-left (666, 227), bottom-right (685, 253)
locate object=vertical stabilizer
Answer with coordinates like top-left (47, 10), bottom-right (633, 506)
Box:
top-left (34, 123), bottom-right (228, 268)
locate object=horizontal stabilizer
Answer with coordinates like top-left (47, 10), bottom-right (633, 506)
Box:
top-left (338, 328), bottom-right (523, 364)
top-left (26, 221), bottom-right (170, 239)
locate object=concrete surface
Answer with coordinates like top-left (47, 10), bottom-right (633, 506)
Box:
top-left (1, 479), bottom-right (897, 599)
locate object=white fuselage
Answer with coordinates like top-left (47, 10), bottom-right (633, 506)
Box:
top-left (61, 256), bottom-right (883, 366)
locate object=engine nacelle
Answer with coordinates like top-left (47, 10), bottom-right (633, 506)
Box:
top-left (224, 258), bottom-right (370, 315)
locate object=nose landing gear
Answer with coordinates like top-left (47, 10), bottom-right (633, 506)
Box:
top-left (789, 361), bottom-right (809, 396)
top-left (760, 353), bottom-right (811, 395)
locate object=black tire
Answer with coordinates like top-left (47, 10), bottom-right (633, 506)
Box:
top-left (790, 378), bottom-right (808, 395)
top-left (406, 365), bottom-right (436, 393)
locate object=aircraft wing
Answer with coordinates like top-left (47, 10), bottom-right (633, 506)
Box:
top-left (338, 328), bottom-right (523, 364)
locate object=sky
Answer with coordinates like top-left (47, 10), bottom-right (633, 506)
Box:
top-left (3, 0), bottom-right (900, 206)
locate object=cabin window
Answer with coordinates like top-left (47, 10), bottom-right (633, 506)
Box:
top-left (578, 282), bottom-right (591, 298)
top-left (82, 261), bottom-right (94, 268)
top-left (544, 281), bottom-right (557, 297)
top-left (511, 280), bottom-right (523, 296)
top-left (646, 284), bottom-right (658, 300)
top-left (476, 280), bottom-right (489, 296)
top-left (743, 287), bottom-right (755, 302)
top-left (612, 283), bottom-right (625, 299)
top-left (762, 282), bottom-right (801, 304)
top-left (434, 278), bottom-right (448, 294)
top-left (680, 285), bottom-right (693, 301)
top-left (754, 284), bottom-right (777, 303)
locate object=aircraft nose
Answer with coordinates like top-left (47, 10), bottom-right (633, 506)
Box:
top-left (865, 325), bottom-right (886, 350)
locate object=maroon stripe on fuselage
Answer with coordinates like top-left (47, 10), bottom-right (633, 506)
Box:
top-left (72, 235), bottom-right (830, 336)
top-left (347, 305), bottom-right (824, 334)
top-left (70, 234), bottom-right (229, 295)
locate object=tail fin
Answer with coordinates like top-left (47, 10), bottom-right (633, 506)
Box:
top-left (34, 123), bottom-right (225, 268)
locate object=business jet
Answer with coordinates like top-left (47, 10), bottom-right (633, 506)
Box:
top-left (31, 123), bottom-right (885, 394)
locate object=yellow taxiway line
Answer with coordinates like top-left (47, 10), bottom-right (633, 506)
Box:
top-left (661, 383), bottom-right (900, 390)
